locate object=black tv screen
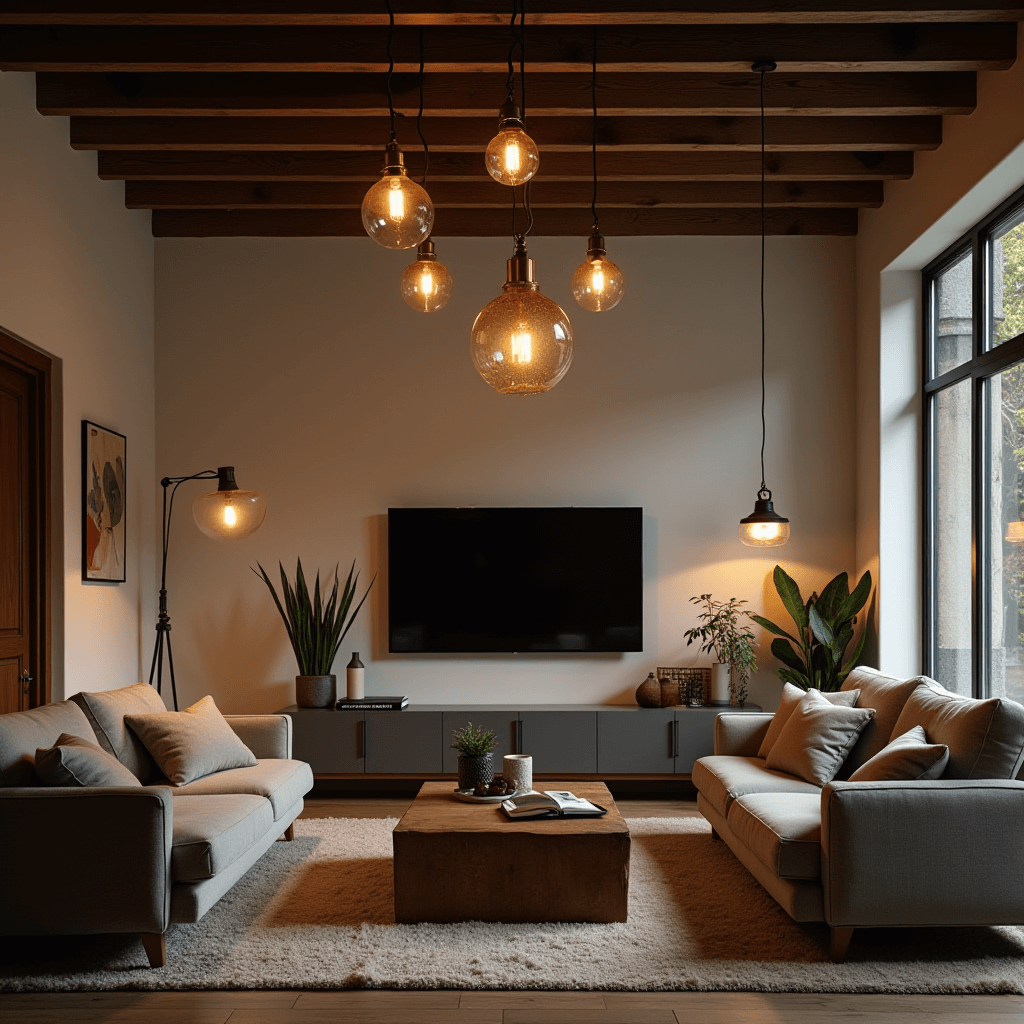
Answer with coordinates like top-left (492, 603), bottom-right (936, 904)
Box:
top-left (388, 507), bottom-right (643, 654)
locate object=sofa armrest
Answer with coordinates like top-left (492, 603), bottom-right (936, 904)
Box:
top-left (821, 779), bottom-right (1024, 928)
top-left (714, 713), bottom-right (772, 756)
top-left (225, 714), bottom-right (292, 759)
top-left (0, 786), bottom-right (173, 936)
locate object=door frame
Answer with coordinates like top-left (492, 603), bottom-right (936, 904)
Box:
top-left (0, 327), bottom-right (54, 708)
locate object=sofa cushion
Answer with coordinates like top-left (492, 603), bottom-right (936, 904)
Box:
top-left (126, 695), bottom-right (258, 786)
top-left (728, 792), bottom-right (823, 881)
top-left (692, 755), bottom-right (820, 819)
top-left (171, 793), bottom-right (275, 882)
top-left (839, 667), bottom-right (928, 776)
top-left (765, 689), bottom-right (875, 786)
top-left (70, 682), bottom-right (166, 784)
top-left (756, 683), bottom-right (860, 760)
top-left (890, 682), bottom-right (1024, 780)
top-left (34, 733), bottom-right (142, 788)
top-left (0, 700), bottom-right (97, 787)
top-left (847, 725), bottom-right (949, 782)
top-left (171, 758), bottom-right (314, 820)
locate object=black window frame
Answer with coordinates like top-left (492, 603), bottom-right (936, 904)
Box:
top-left (923, 181), bottom-right (1024, 697)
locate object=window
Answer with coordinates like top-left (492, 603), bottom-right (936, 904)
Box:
top-left (924, 184), bottom-right (1024, 700)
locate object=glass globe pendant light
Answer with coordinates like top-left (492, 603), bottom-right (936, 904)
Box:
top-left (401, 238), bottom-right (452, 312)
top-left (471, 235), bottom-right (573, 395)
top-left (192, 466), bottom-right (267, 540)
top-left (739, 60), bottom-right (790, 548)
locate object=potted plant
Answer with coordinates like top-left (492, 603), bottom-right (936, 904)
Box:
top-left (255, 558), bottom-right (375, 708)
top-left (682, 595), bottom-right (758, 705)
top-left (749, 565), bottom-right (871, 692)
top-left (451, 722), bottom-right (498, 791)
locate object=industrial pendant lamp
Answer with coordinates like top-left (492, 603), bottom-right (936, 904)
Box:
top-left (485, 0), bottom-right (539, 187)
top-left (572, 27), bottom-right (624, 312)
top-left (361, 2), bottom-right (434, 249)
top-left (739, 61), bottom-right (790, 548)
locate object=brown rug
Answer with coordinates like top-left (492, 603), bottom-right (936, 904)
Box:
top-left (2, 816), bottom-right (1023, 992)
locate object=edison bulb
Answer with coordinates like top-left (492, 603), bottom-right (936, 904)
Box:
top-left (401, 239), bottom-right (452, 312)
top-left (361, 142), bottom-right (433, 249)
top-left (484, 100), bottom-right (539, 186)
top-left (192, 488), bottom-right (266, 540)
top-left (738, 490), bottom-right (790, 547)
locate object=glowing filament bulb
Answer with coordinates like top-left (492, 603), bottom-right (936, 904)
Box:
top-left (592, 268), bottom-right (605, 293)
top-left (505, 141), bottom-right (521, 173)
top-left (388, 177), bottom-right (405, 221)
top-left (510, 330), bottom-right (532, 364)
top-left (421, 271), bottom-right (434, 295)
top-left (223, 504), bottom-right (237, 528)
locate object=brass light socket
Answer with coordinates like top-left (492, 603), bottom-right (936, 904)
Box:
top-left (506, 238), bottom-right (536, 284)
top-left (382, 140), bottom-right (406, 174)
top-left (586, 232), bottom-right (607, 260)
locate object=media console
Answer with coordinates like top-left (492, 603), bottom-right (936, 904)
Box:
top-left (278, 703), bottom-right (762, 779)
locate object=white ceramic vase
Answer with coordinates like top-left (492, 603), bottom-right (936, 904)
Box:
top-left (710, 662), bottom-right (731, 706)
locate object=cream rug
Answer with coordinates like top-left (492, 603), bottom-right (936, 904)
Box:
top-left (3, 816), bottom-right (1024, 993)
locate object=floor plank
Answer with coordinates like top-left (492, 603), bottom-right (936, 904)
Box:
top-left (460, 991), bottom-right (607, 1007)
top-left (0, 993), bottom-right (299, 1008)
top-left (503, 1010), bottom-right (675, 1024)
top-left (227, 1010), bottom-right (501, 1024)
top-left (0, 1011), bottom-right (232, 1024)
top-left (294, 991), bottom-right (460, 1008)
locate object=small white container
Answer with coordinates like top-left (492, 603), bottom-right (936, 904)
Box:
top-left (503, 753), bottom-right (533, 794)
top-left (346, 652), bottom-right (365, 700)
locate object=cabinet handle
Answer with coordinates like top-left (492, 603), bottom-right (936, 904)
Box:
top-left (672, 719), bottom-right (679, 758)
top-left (361, 719), bottom-right (367, 759)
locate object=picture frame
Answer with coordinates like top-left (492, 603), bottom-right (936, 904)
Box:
top-left (82, 420), bottom-right (126, 582)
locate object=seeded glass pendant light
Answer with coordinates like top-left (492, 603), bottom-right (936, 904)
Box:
top-left (361, 2), bottom-right (433, 249)
top-left (572, 28), bottom-right (624, 313)
top-left (485, 0), bottom-right (539, 187)
top-left (739, 61), bottom-right (790, 548)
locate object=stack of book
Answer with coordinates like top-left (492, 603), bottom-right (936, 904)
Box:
top-left (335, 695), bottom-right (409, 710)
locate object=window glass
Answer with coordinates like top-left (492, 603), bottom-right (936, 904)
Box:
top-left (933, 251), bottom-right (973, 378)
top-left (992, 210), bottom-right (1024, 349)
top-left (933, 379), bottom-right (973, 695)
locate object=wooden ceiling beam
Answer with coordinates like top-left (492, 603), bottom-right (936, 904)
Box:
top-left (150, 206), bottom-right (860, 236)
top-left (35, 70), bottom-right (978, 117)
top-left (5, 2), bottom-right (1022, 26)
top-left (70, 114), bottom-right (942, 151)
top-left (1, 23), bottom-right (1015, 73)
top-left (124, 179), bottom-right (884, 209)
top-left (98, 150), bottom-right (917, 181)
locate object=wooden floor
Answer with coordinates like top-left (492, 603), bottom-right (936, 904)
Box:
top-left (3, 790), bottom-right (1022, 1024)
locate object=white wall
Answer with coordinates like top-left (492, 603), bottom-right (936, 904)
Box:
top-left (0, 72), bottom-right (156, 699)
top-left (156, 233), bottom-right (857, 714)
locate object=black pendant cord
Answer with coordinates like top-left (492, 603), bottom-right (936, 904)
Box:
top-left (384, 0), bottom-right (397, 142)
top-left (590, 24), bottom-right (599, 234)
top-left (519, 0), bottom-right (526, 118)
top-left (759, 65), bottom-right (767, 494)
top-left (416, 26), bottom-right (429, 185)
top-left (509, 0), bottom-right (534, 248)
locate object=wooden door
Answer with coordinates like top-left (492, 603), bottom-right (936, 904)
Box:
top-left (0, 330), bottom-right (51, 712)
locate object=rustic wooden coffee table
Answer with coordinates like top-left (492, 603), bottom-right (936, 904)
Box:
top-left (392, 780), bottom-right (630, 924)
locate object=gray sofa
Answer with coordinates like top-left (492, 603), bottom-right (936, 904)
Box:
top-left (0, 685), bottom-right (314, 968)
top-left (693, 666), bottom-right (1024, 961)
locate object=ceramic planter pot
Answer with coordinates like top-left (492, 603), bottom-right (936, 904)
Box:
top-left (296, 674), bottom-right (336, 708)
top-left (457, 752), bottom-right (494, 791)
top-left (709, 662), bottom-right (731, 706)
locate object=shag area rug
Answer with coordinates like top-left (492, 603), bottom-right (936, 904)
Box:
top-left (3, 815), bottom-right (1024, 993)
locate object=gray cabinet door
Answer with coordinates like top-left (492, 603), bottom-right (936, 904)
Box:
top-left (441, 710), bottom-right (519, 774)
top-left (365, 711), bottom-right (443, 773)
top-left (288, 708), bottom-right (364, 774)
top-left (519, 711), bottom-right (597, 774)
top-left (597, 710), bottom-right (675, 774)
top-left (675, 707), bottom-right (724, 773)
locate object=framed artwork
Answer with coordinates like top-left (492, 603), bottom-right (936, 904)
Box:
top-left (82, 420), bottom-right (126, 582)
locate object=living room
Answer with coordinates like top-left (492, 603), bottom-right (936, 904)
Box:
top-left (2, 4), bottom-right (1024, 1021)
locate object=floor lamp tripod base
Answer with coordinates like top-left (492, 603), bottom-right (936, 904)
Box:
top-left (149, 588), bottom-right (179, 710)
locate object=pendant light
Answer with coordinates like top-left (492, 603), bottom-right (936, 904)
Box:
top-left (572, 27), bottom-right (624, 312)
top-left (739, 61), bottom-right (790, 548)
top-left (485, 0), bottom-right (539, 187)
top-left (361, 2), bottom-right (434, 249)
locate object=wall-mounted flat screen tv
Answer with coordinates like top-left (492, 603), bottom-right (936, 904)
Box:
top-left (388, 507), bottom-right (643, 654)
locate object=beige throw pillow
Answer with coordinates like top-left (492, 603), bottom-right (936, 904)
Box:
top-left (125, 695), bottom-right (258, 785)
top-left (35, 733), bottom-right (143, 788)
top-left (847, 725), bottom-right (948, 782)
top-left (765, 689), bottom-right (875, 786)
top-left (757, 682), bottom-right (861, 760)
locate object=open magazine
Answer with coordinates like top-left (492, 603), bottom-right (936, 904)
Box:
top-left (501, 790), bottom-right (608, 820)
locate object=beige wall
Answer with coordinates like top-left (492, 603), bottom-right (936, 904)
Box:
top-left (156, 233), bottom-right (857, 714)
top-left (0, 72), bottom-right (156, 699)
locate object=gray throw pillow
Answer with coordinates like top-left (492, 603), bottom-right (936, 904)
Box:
top-left (125, 695), bottom-right (258, 786)
top-left (757, 682), bottom-right (861, 760)
top-left (35, 733), bottom-right (142, 788)
top-left (847, 725), bottom-right (948, 782)
top-left (765, 689), bottom-right (876, 786)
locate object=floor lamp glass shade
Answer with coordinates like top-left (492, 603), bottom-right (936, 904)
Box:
top-left (470, 243), bottom-right (573, 395)
top-left (738, 489), bottom-right (790, 548)
top-left (572, 234), bottom-right (625, 312)
top-left (401, 239), bottom-right (452, 312)
top-left (191, 468), bottom-right (267, 540)
top-left (361, 142), bottom-right (434, 250)
top-left (485, 101), bottom-right (539, 187)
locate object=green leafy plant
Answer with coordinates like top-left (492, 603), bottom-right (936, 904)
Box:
top-left (682, 595), bottom-right (758, 702)
top-left (749, 565), bottom-right (871, 693)
top-left (450, 722), bottom-right (497, 756)
top-left (254, 558), bottom-right (375, 676)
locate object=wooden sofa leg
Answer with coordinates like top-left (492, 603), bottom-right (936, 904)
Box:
top-left (140, 933), bottom-right (166, 968)
top-left (830, 926), bottom-right (854, 963)
top-left (710, 827), bottom-right (721, 841)
top-left (283, 822), bottom-right (295, 841)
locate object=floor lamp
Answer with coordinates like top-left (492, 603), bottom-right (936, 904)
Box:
top-left (150, 466), bottom-right (266, 710)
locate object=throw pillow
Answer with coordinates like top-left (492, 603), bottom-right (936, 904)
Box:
top-left (125, 695), bottom-right (258, 786)
top-left (765, 689), bottom-right (876, 787)
top-left (35, 733), bottom-right (143, 788)
top-left (757, 682), bottom-right (861, 760)
top-left (847, 725), bottom-right (949, 782)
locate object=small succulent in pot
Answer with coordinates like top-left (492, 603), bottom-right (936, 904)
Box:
top-left (451, 722), bottom-right (497, 791)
